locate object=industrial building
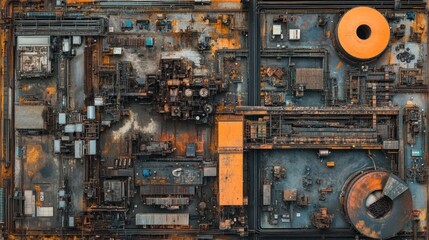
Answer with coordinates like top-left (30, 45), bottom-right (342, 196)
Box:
top-left (0, 0), bottom-right (428, 239)
top-left (16, 36), bottom-right (52, 79)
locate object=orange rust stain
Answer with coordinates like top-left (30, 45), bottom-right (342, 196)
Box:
top-left (211, 37), bottom-right (240, 55)
top-left (388, 52), bottom-right (396, 64)
top-left (46, 86), bottom-right (56, 95)
top-left (162, 131), bottom-right (204, 156)
top-left (211, 0), bottom-right (241, 9)
top-left (208, 16), bottom-right (241, 54)
top-left (197, 141), bottom-right (204, 153)
top-left (347, 173), bottom-right (383, 210)
top-left (102, 55), bottom-right (110, 65)
top-left (417, 208), bottom-right (427, 231)
top-left (413, 13), bottom-right (427, 42)
top-left (355, 220), bottom-right (380, 239)
top-left (175, 133), bottom-right (195, 155)
top-left (418, 208), bottom-right (427, 221)
top-left (325, 30), bottom-right (331, 38)
top-left (160, 131), bottom-right (173, 142)
top-left (213, 19), bottom-right (230, 36)
top-left (102, 140), bottom-right (111, 155)
top-left (66, 0), bottom-right (93, 3)
top-left (26, 144), bottom-right (45, 178)
top-left (22, 85), bottom-right (30, 92)
top-left (27, 144), bottom-right (42, 165)
top-left (335, 61), bottom-right (343, 70)
top-left (171, 19), bottom-right (179, 33)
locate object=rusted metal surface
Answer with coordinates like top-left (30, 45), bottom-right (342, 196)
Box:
top-left (382, 175), bottom-right (409, 200)
top-left (237, 106), bottom-right (399, 149)
top-left (295, 68), bottom-right (324, 90)
top-left (311, 208), bottom-right (333, 229)
top-left (342, 170), bottom-right (412, 239)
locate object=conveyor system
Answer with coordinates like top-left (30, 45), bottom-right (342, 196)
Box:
top-left (14, 17), bottom-right (108, 36)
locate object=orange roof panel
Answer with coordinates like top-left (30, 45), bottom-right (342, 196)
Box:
top-left (218, 121), bottom-right (243, 149)
top-left (219, 153), bottom-right (243, 206)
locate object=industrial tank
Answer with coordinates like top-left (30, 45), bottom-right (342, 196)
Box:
top-left (334, 7), bottom-right (390, 63)
top-left (340, 170), bottom-right (412, 239)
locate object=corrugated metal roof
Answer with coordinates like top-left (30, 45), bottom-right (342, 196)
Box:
top-left (15, 105), bottom-right (47, 130)
top-left (75, 123), bottom-right (83, 133)
top-left (54, 140), bottom-right (61, 153)
top-left (74, 140), bottom-right (83, 158)
top-left (24, 190), bottom-right (35, 216)
top-left (263, 184), bottom-right (271, 206)
top-left (65, 124), bottom-right (76, 133)
top-left (203, 166), bottom-right (217, 177)
top-left (88, 140), bottom-right (96, 155)
top-left (135, 213), bottom-right (189, 226)
top-left (295, 68), bottom-right (324, 90)
top-left (103, 180), bottom-right (124, 202)
top-left (94, 97), bottom-right (104, 106)
top-left (140, 185), bottom-right (195, 196)
top-left (17, 36), bottom-right (50, 46)
top-left (58, 113), bottom-right (66, 125)
top-left (145, 197), bottom-right (189, 206)
top-left (36, 206), bottom-right (54, 217)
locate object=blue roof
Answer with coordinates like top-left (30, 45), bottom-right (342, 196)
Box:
top-left (123, 20), bottom-right (133, 28)
top-left (146, 37), bottom-right (154, 46)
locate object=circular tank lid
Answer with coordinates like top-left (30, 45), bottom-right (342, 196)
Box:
top-left (337, 6), bottom-right (390, 60)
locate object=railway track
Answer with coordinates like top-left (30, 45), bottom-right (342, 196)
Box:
top-left (247, 2), bottom-right (260, 239)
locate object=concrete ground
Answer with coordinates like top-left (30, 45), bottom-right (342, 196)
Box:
top-left (17, 134), bottom-right (60, 229)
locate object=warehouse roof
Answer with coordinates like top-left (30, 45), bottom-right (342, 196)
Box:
top-left (136, 213), bottom-right (189, 226)
top-left (15, 105), bottom-right (47, 130)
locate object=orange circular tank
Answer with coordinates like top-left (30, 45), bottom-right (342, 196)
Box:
top-left (335, 6), bottom-right (390, 62)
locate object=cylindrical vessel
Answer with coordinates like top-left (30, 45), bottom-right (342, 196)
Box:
top-left (334, 7), bottom-right (390, 63)
top-left (341, 170), bottom-right (412, 239)
top-left (87, 105), bottom-right (96, 120)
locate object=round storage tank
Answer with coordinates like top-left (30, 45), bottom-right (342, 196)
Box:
top-left (334, 7), bottom-right (390, 63)
top-left (340, 170), bottom-right (412, 239)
